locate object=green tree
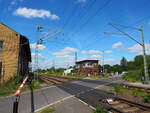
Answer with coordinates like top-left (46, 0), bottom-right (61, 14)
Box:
top-left (120, 57), bottom-right (128, 71)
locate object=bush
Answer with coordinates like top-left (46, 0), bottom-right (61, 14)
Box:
top-left (93, 107), bottom-right (108, 113)
top-left (0, 75), bottom-right (22, 96)
top-left (113, 84), bottom-right (124, 93)
top-left (123, 70), bottom-right (141, 82)
top-left (30, 80), bottom-right (41, 89)
top-left (144, 94), bottom-right (150, 103)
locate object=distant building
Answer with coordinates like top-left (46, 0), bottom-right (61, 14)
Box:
top-left (64, 68), bottom-right (73, 75)
top-left (0, 23), bottom-right (31, 81)
top-left (76, 60), bottom-right (99, 76)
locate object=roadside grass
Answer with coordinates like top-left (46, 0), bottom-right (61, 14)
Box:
top-left (67, 74), bottom-right (87, 79)
top-left (89, 75), bottom-right (111, 79)
top-left (143, 94), bottom-right (150, 103)
top-left (122, 70), bottom-right (141, 82)
top-left (0, 75), bottom-right (22, 97)
top-left (0, 75), bottom-right (42, 97)
top-left (113, 84), bottom-right (150, 103)
top-left (39, 72), bottom-right (111, 80)
top-left (93, 107), bottom-right (108, 113)
top-left (38, 107), bottom-right (55, 113)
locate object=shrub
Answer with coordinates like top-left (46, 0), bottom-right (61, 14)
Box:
top-left (123, 70), bottom-right (141, 82)
top-left (144, 94), bottom-right (150, 103)
top-left (0, 75), bottom-right (22, 96)
top-left (93, 107), bottom-right (108, 113)
top-left (113, 84), bottom-right (124, 93)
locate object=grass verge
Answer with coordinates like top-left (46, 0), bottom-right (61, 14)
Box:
top-left (122, 70), bottom-right (141, 82)
top-left (37, 107), bottom-right (55, 113)
top-left (113, 84), bottom-right (150, 103)
top-left (0, 75), bottom-right (42, 97)
top-left (93, 107), bottom-right (108, 113)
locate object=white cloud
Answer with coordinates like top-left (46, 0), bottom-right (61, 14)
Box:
top-left (81, 50), bottom-right (101, 54)
top-left (81, 50), bottom-right (112, 54)
top-left (88, 50), bottom-right (101, 54)
top-left (148, 22), bottom-right (150, 26)
top-left (52, 47), bottom-right (79, 59)
top-left (56, 55), bottom-right (74, 60)
top-left (13, 7), bottom-right (59, 20)
top-left (77, 0), bottom-right (87, 3)
top-left (128, 43), bottom-right (150, 54)
top-left (89, 55), bottom-right (102, 60)
top-left (30, 43), bottom-right (46, 50)
top-left (104, 59), bottom-right (118, 65)
top-left (112, 42), bottom-right (123, 49)
top-left (104, 50), bottom-right (112, 54)
top-left (63, 47), bottom-right (80, 53)
top-left (11, 0), bottom-right (17, 5)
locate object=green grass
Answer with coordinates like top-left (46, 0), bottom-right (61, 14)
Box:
top-left (93, 107), bottom-right (108, 113)
top-left (38, 107), bottom-right (55, 113)
top-left (143, 94), bottom-right (150, 103)
top-left (113, 84), bottom-right (150, 103)
top-left (89, 75), bottom-right (110, 79)
top-left (122, 70), bottom-right (141, 82)
top-left (0, 75), bottom-right (22, 97)
top-left (41, 72), bottom-right (111, 80)
top-left (0, 75), bottom-right (42, 97)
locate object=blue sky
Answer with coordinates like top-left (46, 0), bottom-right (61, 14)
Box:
top-left (0, 0), bottom-right (150, 68)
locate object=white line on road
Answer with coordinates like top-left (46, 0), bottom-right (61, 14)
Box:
top-left (35, 79), bottom-right (121, 112)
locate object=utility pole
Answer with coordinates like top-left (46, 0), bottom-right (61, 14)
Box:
top-left (75, 52), bottom-right (77, 65)
top-left (34, 26), bottom-right (63, 77)
top-left (102, 51), bottom-right (105, 74)
top-left (34, 26), bottom-right (43, 79)
top-left (140, 26), bottom-right (149, 83)
top-left (106, 23), bottom-right (149, 83)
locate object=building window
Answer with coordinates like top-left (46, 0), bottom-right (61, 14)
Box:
top-left (0, 41), bottom-right (3, 51)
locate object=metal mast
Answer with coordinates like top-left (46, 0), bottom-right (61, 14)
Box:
top-left (107, 23), bottom-right (149, 83)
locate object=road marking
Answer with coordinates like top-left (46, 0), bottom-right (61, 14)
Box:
top-left (77, 98), bottom-right (96, 110)
top-left (35, 95), bottom-right (74, 113)
top-left (35, 79), bottom-right (121, 112)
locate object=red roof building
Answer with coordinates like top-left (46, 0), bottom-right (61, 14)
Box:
top-left (76, 60), bottom-right (99, 76)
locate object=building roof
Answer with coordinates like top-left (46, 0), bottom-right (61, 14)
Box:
top-left (76, 60), bottom-right (99, 64)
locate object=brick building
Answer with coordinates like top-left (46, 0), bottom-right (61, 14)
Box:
top-left (0, 23), bottom-right (31, 81)
top-left (76, 60), bottom-right (99, 76)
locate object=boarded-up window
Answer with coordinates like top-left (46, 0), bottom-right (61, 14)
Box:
top-left (0, 41), bottom-right (3, 51)
top-left (0, 62), bottom-right (2, 76)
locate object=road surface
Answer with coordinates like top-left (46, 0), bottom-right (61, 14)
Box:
top-left (0, 76), bottom-right (121, 113)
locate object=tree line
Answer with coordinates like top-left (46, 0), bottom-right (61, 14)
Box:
top-left (100, 55), bottom-right (150, 75)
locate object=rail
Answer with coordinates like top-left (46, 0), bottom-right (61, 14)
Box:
top-left (100, 96), bottom-right (150, 113)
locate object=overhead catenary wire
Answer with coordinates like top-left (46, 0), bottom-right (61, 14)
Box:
top-left (64, 0), bottom-right (97, 41)
top-left (69, 0), bottom-right (112, 38)
top-left (108, 22), bottom-right (143, 46)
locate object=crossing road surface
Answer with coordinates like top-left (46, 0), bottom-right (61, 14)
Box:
top-left (0, 76), bottom-right (121, 113)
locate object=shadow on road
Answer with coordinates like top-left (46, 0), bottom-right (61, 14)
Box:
top-left (56, 81), bottom-right (114, 108)
top-left (29, 84), bottom-right (35, 113)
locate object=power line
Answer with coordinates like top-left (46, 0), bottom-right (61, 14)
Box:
top-left (70, 0), bottom-right (111, 37)
top-left (65, 0), bottom-right (97, 40)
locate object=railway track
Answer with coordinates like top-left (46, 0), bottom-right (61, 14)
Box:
top-left (100, 97), bottom-right (150, 113)
top-left (121, 83), bottom-right (150, 93)
top-left (38, 75), bottom-right (76, 85)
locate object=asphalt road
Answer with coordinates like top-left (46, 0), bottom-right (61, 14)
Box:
top-left (0, 76), bottom-right (121, 113)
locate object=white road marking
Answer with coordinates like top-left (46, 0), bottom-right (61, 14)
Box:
top-left (35, 78), bottom-right (121, 112)
top-left (77, 98), bottom-right (96, 110)
top-left (35, 95), bottom-right (74, 113)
